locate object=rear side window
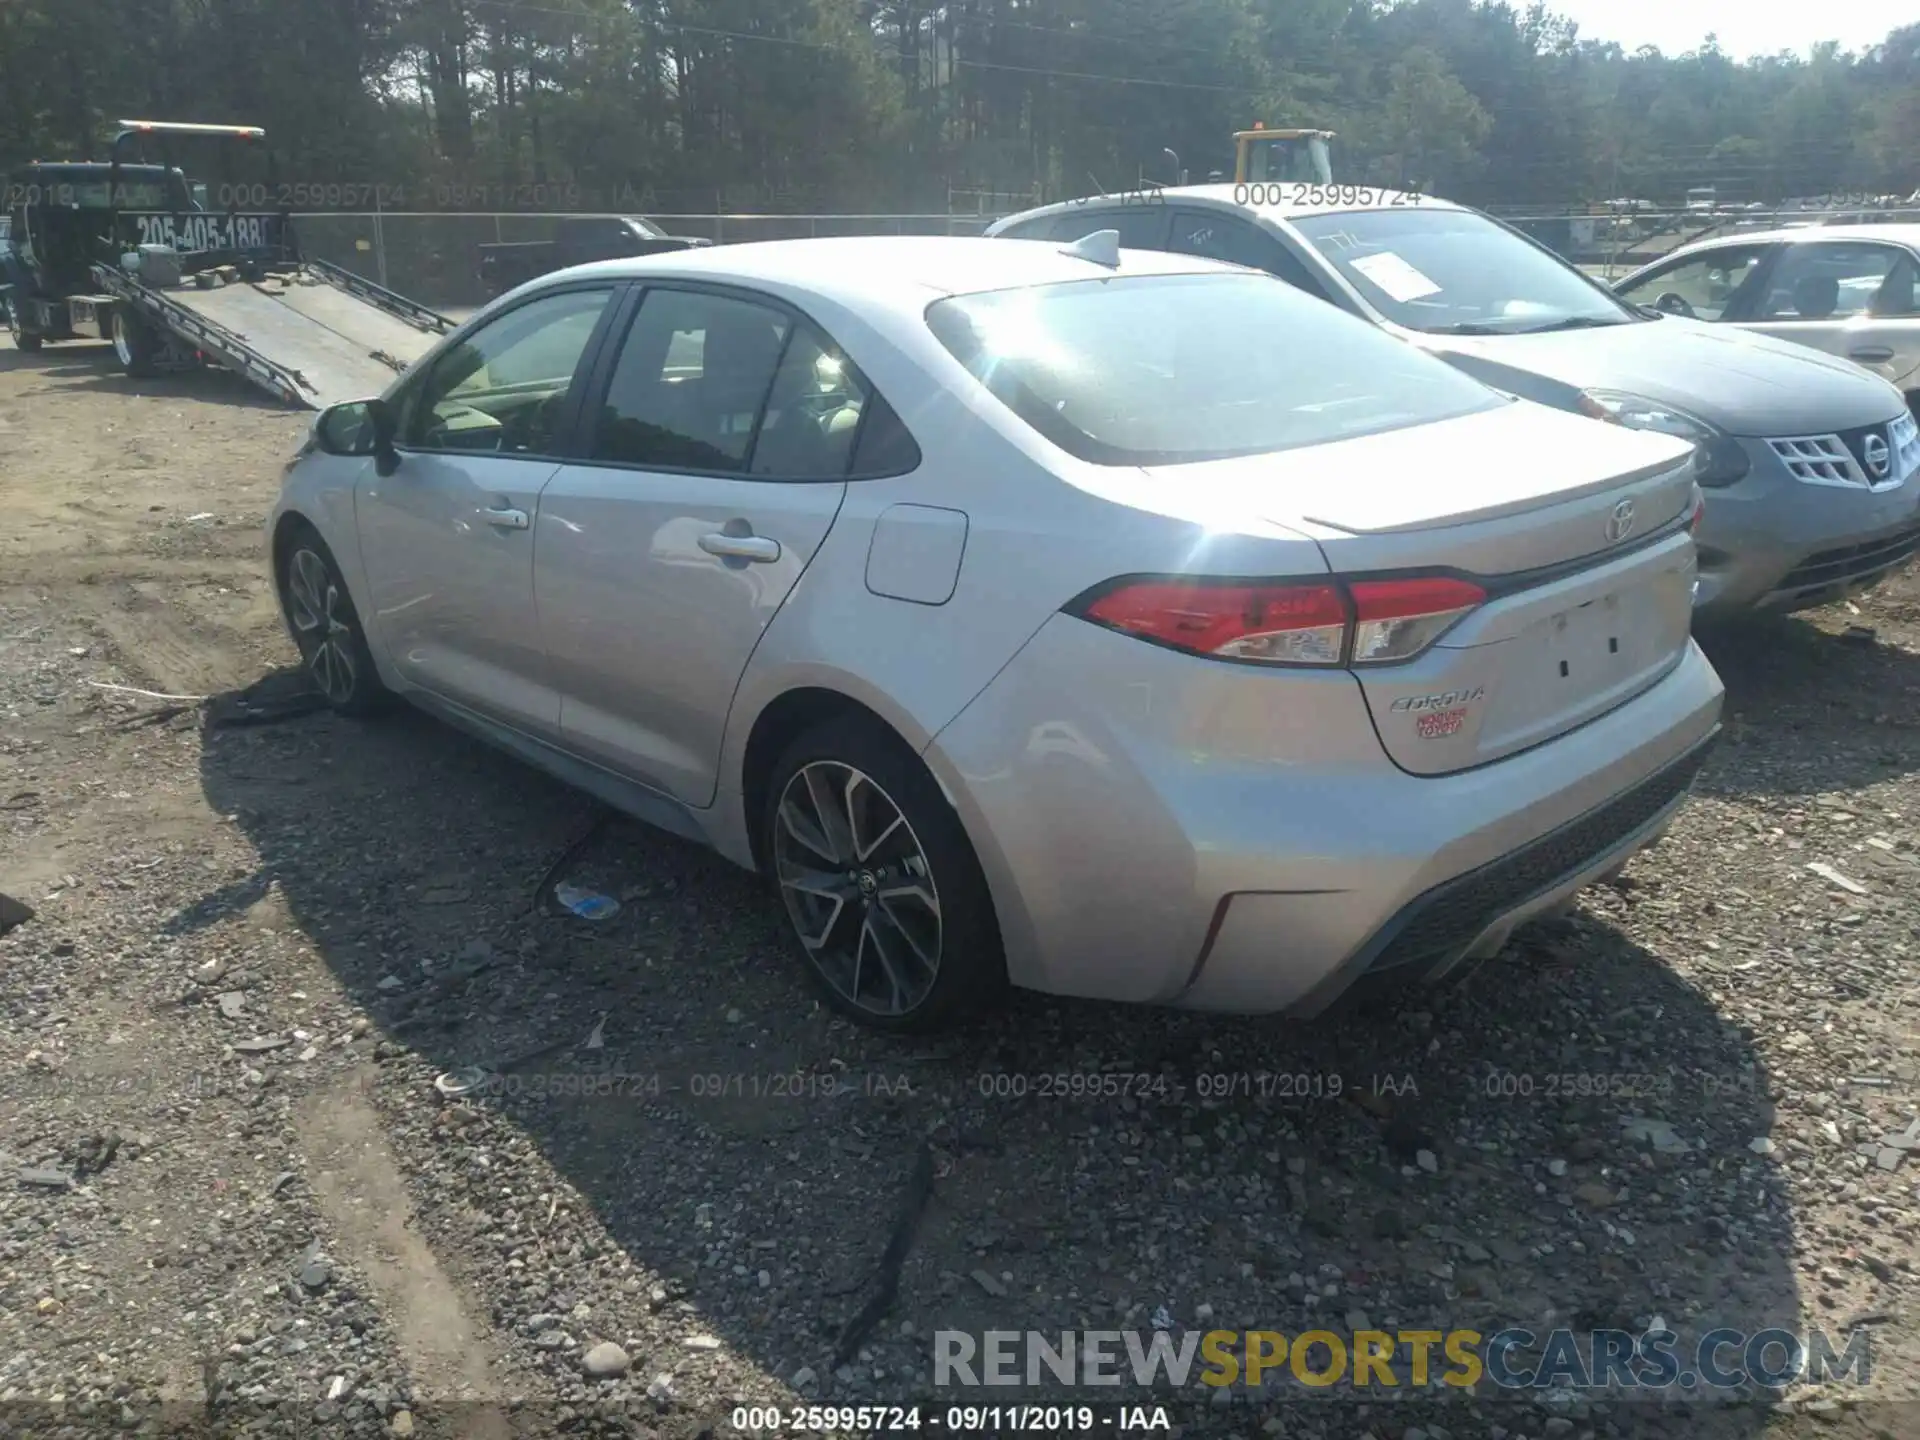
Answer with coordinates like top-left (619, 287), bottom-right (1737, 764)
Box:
top-left (1170, 211), bottom-right (1333, 302)
top-left (1755, 243), bottom-right (1918, 320)
top-left (1000, 208), bottom-right (1172, 249)
top-left (1050, 207), bottom-right (1170, 249)
top-left (1170, 212), bottom-right (1276, 271)
top-left (748, 324), bottom-right (871, 480)
top-left (995, 216), bottom-right (1062, 241)
top-left (850, 393), bottom-right (921, 476)
top-left (926, 272), bottom-right (1500, 467)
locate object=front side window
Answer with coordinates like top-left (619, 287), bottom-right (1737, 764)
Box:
top-left (926, 271), bottom-right (1501, 467)
top-left (1291, 207), bottom-right (1638, 335)
top-left (1756, 243), bottom-right (1918, 320)
top-left (402, 286), bottom-right (614, 453)
top-left (1615, 246), bottom-right (1772, 321)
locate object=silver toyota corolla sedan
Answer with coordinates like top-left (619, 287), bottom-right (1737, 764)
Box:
top-left (270, 235), bottom-right (1723, 1032)
top-left (989, 188), bottom-right (1920, 617)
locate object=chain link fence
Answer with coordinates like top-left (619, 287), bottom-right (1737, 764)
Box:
top-left (287, 203), bottom-right (1920, 309)
top-left (288, 211), bottom-right (1002, 309)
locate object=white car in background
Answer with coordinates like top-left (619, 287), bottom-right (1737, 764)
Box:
top-left (989, 188), bottom-right (1920, 617)
top-left (1614, 224), bottom-right (1920, 419)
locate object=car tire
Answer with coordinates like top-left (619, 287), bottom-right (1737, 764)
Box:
top-left (762, 714), bottom-right (1005, 1033)
top-left (277, 523), bottom-right (392, 716)
top-left (111, 309), bottom-right (158, 378)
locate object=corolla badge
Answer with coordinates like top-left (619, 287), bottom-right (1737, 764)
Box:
top-left (1605, 499), bottom-right (1636, 544)
top-left (1391, 687), bottom-right (1485, 713)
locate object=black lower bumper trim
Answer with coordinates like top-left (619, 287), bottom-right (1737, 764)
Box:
top-left (1773, 523), bottom-right (1920, 600)
top-left (1306, 732), bottom-right (1717, 1014)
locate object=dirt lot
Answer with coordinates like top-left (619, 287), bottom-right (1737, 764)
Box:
top-left (3, 336), bottom-right (1920, 1440)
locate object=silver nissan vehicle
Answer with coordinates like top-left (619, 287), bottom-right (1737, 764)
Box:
top-left (271, 236), bottom-right (1721, 1033)
top-left (990, 188), bottom-right (1920, 616)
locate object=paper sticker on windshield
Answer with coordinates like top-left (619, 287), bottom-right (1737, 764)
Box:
top-left (1350, 251), bottom-right (1442, 303)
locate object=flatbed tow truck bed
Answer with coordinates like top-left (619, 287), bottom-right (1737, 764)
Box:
top-left (92, 257), bottom-right (453, 409)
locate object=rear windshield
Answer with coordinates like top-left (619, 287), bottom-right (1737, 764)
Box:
top-left (925, 272), bottom-right (1501, 466)
top-left (16, 171), bottom-right (176, 211)
top-left (65, 180), bottom-right (172, 209)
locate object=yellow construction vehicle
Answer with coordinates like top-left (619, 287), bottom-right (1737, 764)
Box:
top-left (1232, 124), bottom-right (1334, 185)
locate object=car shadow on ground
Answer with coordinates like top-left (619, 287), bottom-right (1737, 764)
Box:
top-left (0, 340), bottom-right (294, 409)
top-left (192, 674), bottom-right (1795, 1436)
top-left (1697, 613), bottom-right (1920, 799)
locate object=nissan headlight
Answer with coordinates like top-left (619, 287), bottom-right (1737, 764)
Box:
top-left (1577, 389), bottom-right (1751, 488)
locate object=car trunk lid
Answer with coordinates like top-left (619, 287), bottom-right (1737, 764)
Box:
top-left (1137, 402), bottom-right (1699, 776)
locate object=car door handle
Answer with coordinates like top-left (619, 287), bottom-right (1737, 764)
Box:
top-left (698, 532), bottom-right (781, 562)
top-left (1849, 346), bottom-right (1895, 363)
top-left (483, 506), bottom-right (530, 530)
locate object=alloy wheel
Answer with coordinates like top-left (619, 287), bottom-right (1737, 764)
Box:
top-left (284, 547), bottom-right (358, 704)
top-left (772, 760), bottom-right (943, 1017)
top-left (112, 314), bottom-right (134, 368)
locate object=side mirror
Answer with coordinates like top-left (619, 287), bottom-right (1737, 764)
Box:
top-left (315, 397), bottom-right (399, 474)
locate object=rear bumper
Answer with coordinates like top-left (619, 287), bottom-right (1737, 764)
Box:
top-left (924, 617), bottom-right (1725, 1015)
top-left (1694, 436), bottom-right (1920, 614)
top-left (1283, 732), bottom-right (1711, 1016)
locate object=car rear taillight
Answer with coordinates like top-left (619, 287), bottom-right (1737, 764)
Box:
top-left (1081, 581), bottom-right (1348, 665)
top-left (1688, 494), bottom-right (1705, 534)
top-left (1072, 574), bottom-right (1485, 668)
top-left (1348, 577), bottom-right (1486, 665)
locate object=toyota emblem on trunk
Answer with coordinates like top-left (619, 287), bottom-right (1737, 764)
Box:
top-left (1605, 499), bottom-right (1636, 543)
top-left (1863, 432), bottom-right (1892, 481)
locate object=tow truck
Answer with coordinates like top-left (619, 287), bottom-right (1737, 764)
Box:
top-left (3, 120), bottom-right (452, 408)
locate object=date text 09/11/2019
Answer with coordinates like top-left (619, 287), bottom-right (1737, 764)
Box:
top-left (728, 1404), bottom-right (1173, 1433)
top-left (448, 1070), bottom-right (915, 1101)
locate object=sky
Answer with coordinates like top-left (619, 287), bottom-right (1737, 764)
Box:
top-left (1547, 0), bottom-right (1913, 59)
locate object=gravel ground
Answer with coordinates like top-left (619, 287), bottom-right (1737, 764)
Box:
top-left (2, 335), bottom-right (1919, 1440)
